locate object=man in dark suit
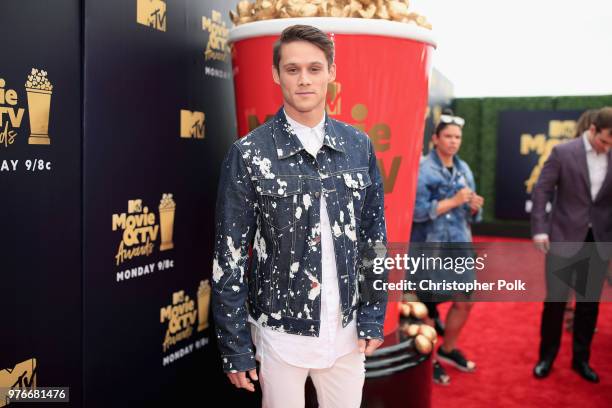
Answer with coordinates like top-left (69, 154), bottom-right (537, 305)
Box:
top-left (531, 107), bottom-right (612, 383)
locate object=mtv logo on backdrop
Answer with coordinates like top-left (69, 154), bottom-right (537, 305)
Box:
top-left (137, 0), bottom-right (167, 32)
top-left (0, 358), bottom-right (37, 407)
top-left (180, 110), bottom-right (205, 139)
top-left (128, 199), bottom-right (142, 213)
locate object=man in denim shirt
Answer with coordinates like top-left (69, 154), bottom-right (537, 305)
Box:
top-left (212, 25), bottom-right (388, 407)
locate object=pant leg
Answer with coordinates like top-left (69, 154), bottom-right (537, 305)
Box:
top-left (416, 291), bottom-right (440, 319)
top-left (572, 302), bottom-right (600, 363)
top-left (251, 325), bottom-right (310, 408)
top-left (539, 253), bottom-right (572, 361)
top-left (309, 350), bottom-right (365, 408)
top-left (572, 238), bottom-right (607, 363)
top-left (424, 302), bottom-right (440, 319)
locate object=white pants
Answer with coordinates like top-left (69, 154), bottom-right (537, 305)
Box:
top-left (256, 338), bottom-right (366, 408)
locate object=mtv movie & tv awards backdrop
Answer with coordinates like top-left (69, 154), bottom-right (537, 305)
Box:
top-left (1, 1), bottom-right (259, 406)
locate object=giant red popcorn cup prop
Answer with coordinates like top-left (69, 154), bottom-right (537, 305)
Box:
top-left (230, 17), bottom-right (436, 337)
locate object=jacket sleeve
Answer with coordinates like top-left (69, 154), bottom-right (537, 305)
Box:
top-left (531, 146), bottom-right (561, 236)
top-left (357, 137), bottom-right (389, 341)
top-left (413, 163), bottom-right (438, 223)
top-left (211, 143), bottom-right (258, 373)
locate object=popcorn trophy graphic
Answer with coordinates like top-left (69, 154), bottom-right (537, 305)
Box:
top-left (159, 193), bottom-right (176, 251)
top-left (25, 69), bottom-right (53, 145)
top-left (197, 280), bottom-right (211, 332)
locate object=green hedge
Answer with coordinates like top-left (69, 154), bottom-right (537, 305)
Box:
top-left (452, 95), bottom-right (612, 224)
top-left (451, 98), bottom-right (481, 187)
top-left (554, 95), bottom-right (612, 110)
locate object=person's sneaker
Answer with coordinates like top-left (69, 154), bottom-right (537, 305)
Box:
top-left (433, 360), bottom-right (451, 385)
top-left (437, 347), bottom-right (476, 372)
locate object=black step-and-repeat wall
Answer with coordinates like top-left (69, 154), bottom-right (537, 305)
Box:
top-left (82, 0), bottom-right (242, 405)
top-left (495, 110), bottom-right (582, 220)
top-left (0, 0), bottom-right (82, 405)
top-left (3, 1), bottom-right (258, 406)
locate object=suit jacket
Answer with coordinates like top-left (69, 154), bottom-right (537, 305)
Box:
top-left (531, 137), bottom-right (612, 257)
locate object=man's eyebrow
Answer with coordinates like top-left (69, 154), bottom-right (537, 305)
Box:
top-left (282, 61), bottom-right (325, 68)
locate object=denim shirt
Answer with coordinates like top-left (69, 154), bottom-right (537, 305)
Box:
top-left (411, 150), bottom-right (482, 243)
top-left (212, 107), bottom-right (388, 373)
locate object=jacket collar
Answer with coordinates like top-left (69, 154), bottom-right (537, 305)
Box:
top-left (428, 148), bottom-right (463, 173)
top-left (573, 136), bottom-right (591, 196)
top-left (272, 106), bottom-right (345, 159)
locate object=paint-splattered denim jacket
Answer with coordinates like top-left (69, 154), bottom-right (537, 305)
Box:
top-left (212, 107), bottom-right (388, 373)
top-left (411, 150), bottom-right (482, 243)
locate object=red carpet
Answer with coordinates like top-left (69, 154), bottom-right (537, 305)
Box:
top-left (432, 301), bottom-right (612, 407)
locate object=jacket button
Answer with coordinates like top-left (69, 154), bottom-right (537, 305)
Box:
top-left (315, 191), bottom-right (321, 198)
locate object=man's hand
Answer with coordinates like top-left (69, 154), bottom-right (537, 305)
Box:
top-left (226, 369), bottom-right (258, 392)
top-left (358, 338), bottom-right (384, 356)
top-left (533, 235), bottom-right (550, 254)
top-left (469, 193), bottom-right (484, 213)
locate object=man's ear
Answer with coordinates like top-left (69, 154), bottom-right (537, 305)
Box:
top-left (328, 63), bottom-right (337, 82)
top-left (272, 66), bottom-right (280, 85)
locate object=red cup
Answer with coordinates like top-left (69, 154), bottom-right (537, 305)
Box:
top-left (230, 17), bottom-right (436, 336)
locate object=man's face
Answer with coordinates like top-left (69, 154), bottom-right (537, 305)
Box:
top-left (434, 125), bottom-right (463, 157)
top-left (589, 125), bottom-right (612, 153)
top-left (272, 40), bottom-right (336, 114)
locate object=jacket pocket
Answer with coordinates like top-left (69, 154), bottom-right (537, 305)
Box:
top-left (255, 176), bottom-right (302, 230)
top-left (343, 169), bottom-right (372, 221)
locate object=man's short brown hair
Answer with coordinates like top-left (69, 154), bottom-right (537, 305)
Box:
top-left (574, 109), bottom-right (598, 137)
top-left (273, 25), bottom-right (334, 71)
top-left (593, 107), bottom-right (612, 131)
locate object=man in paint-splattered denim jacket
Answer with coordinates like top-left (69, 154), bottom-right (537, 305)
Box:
top-left (212, 107), bottom-right (388, 373)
